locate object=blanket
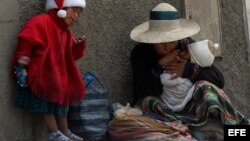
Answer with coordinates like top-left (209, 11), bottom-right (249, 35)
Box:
top-left (109, 115), bottom-right (196, 141)
top-left (141, 81), bottom-right (249, 126)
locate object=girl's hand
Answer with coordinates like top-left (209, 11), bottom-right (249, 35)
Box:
top-left (74, 35), bottom-right (86, 45)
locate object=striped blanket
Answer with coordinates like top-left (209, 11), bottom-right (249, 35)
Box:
top-left (109, 115), bottom-right (197, 141)
top-left (141, 81), bottom-right (249, 127)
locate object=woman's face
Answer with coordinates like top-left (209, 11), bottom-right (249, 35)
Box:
top-left (153, 41), bottom-right (178, 57)
top-left (63, 7), bottom-right (82, 27)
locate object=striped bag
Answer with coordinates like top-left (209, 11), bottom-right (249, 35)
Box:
top-left (68, 71), bottom-right (111, 141)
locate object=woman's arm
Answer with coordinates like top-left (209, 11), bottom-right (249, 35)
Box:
top-left (191, 64), bottom-right (225, 88)
top-left (166, 59), bottom-right (224, 89)
top-left (130, 44), bottom-right (162, 105)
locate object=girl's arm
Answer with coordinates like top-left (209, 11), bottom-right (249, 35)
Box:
top-left (72, 35), bottom-right (87, 60)
top-left (13, 40), bottom-right (32, 87)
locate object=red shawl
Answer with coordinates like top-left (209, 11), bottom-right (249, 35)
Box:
top-left (12, 10), bottom-right (86, 105)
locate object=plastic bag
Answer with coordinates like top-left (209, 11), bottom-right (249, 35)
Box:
top-left (112, 103), bottom-right (142, 119)
top-left (68, 71), bottom-right (111, 141)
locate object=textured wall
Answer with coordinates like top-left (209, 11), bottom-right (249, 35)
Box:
top-left (216, 0), bottom-right (250, 117)
top-left (75, 0), bottom-right (179, 104)
top-left (0, 0), bottom-right (249, 140)
top-left (0, 0), bottom-right (33, 141)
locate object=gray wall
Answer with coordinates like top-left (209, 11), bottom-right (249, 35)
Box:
top-left (217, 0), bottom-right (250, 115)
top-left (0, 0), bottom-right (249, 140)
top-left (76, 0), bottom-right (180, 104)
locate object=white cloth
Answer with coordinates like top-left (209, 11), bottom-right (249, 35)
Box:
top-left (160, 73), bottom-right (194, 112)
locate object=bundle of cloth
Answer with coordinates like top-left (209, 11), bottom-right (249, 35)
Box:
top-left (109, 103), bottom-right (197, 141)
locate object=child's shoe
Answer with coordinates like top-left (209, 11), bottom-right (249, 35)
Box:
top-left (64, 129), bottom-right (84, 141)
top-left (48, 130), bottom-right (72, 141)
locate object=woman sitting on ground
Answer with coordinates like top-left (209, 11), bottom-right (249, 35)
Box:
top-left (130, 2), bottom-right (249, 140)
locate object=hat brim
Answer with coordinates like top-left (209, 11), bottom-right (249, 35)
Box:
top-left (130, 19), bottom-right (200, 43)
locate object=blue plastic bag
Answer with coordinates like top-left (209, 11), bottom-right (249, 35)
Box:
top-left (68, 71), bottom-right (111, 141)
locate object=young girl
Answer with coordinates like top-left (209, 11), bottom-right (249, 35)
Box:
top-left (12, 0), bottom-right (87, 140)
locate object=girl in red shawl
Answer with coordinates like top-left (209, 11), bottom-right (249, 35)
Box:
top-left (12, 0), bottom-right (87, 140)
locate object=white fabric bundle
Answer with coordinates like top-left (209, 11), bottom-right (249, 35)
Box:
top-left (160, 73), bottom-right (194, 112)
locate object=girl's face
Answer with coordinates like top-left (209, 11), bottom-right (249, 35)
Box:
top-left (153, 41), bottom-right (178, 57)
top-left (63, 7), bottom-right (82, 27)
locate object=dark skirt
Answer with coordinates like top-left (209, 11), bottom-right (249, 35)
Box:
top-left (15, 85), bottom-right (68, 117)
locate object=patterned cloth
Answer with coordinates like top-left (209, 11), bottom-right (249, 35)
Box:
top-left (141, 81), bottom-right (249, 126)
top-left (109, 115), bottom-right (197, 141)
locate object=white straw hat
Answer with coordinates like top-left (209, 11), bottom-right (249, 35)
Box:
top-left (188, 40), bottom-right (219, 67)
top-left (45, 0), bottom-right (86, 18)
top-left (130, 3), bottom-right (200, 43)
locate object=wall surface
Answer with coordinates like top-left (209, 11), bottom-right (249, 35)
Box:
top-left (0, 0), bottom-right (33, 141)
top-left (0, 0), bottom-right (249, 140)
top-left (243, 0), bottom-right (250, 66)
top-left (217, 0), bottom-right (250, 116)
top-left (76, 0), bottom-right (180, 104)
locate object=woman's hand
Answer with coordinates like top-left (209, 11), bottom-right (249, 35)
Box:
top-left (164, 58), bottom-right (187, 79)
top-left (178, 49), bottom-right (190, 60)
top-left (159, 50), bottom-right (179, 66)
top-left (164, 54), bottom-right (188, 79)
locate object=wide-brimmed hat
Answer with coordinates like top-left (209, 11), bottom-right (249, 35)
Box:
top-left (130, 3), bottom-right (200, 43)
